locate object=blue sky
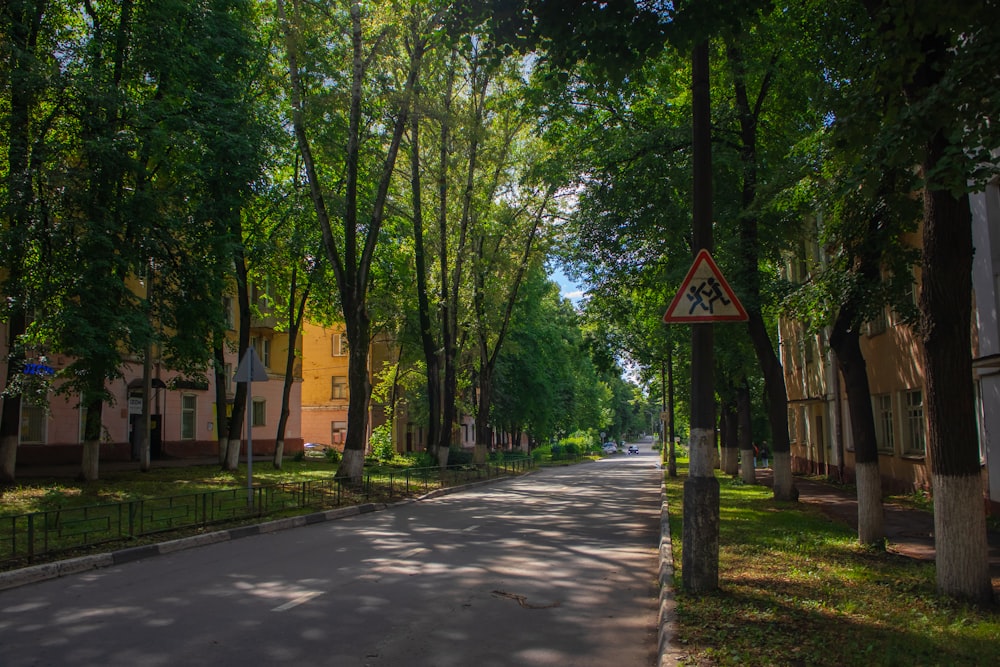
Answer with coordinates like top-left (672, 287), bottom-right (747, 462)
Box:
top-left (550, 266), bottom-right (585, 303)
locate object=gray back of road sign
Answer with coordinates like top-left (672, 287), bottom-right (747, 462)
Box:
top-left (234, 346), bottom-right (270, 383)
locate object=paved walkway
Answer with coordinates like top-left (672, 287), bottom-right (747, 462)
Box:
top-left (759, 470), bottom-right (1000, 597)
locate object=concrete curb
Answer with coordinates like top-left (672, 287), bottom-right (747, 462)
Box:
top-left (657, 482), bottom-right (681, 666)
top-left (0, 473), bottom-right (524, 593)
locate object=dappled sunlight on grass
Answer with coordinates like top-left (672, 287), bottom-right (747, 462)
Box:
top-left (1, 460), bottom-right (343, 516)
top-left (664, 467), bottom-right (999, 666)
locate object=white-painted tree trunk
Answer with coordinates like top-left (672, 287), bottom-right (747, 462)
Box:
top-left (81, 440), bottom-right (100, 481)
top-left (218, 435), bottom-right (229, 467)
top-left (933, 473), bottom-right (992, 603)
top-left (225, 432), bottom-right (242, 471)
top-left (855, 461), bottom-right (885, 545)
top-left (339, 447), bottom-right (365, 483)
top-left (721, 446), bottom-right (738, 476)
top-left (740, 447), bottom-right (756, 484)
top-left (273, 439), bottom-right (284, 469)
top-left (772, 451), bottom-right (796, 500)
top-left (437, 445), bottom-right (450, 468)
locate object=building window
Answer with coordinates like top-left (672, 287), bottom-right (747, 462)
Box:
top-left (332, 333), bottom-right (348, 357)
top-left (332, 376), bottom-right (348, 400)
top-left (331, 421), bottom-right (347, 444)
top-left (225, 362), bottom-right (233, 394)
top-left (252, 398), bottom-right (266, 427)
top-left (19, 405), bottom-right (46, 444)
top-left (788, 408), bottom-right (798, 443)
top-left (874, 393), bottom-right (894, 454)
top-left (252, 337), bottom-right (271, 368)
top-left (867, 307), bottom-right (889, 336)
top-left (902, 389), bottom-right (926, 456)
top-left (181, 394), bottom-right (197, 440)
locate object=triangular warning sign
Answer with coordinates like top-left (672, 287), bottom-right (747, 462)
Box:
top-left (234, 346), bottom-right (270, 383)
top-left (663, 249), bottom-right (748, 323)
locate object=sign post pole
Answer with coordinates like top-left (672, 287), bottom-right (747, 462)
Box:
top-left (234, 346), bottom-right (269, 510)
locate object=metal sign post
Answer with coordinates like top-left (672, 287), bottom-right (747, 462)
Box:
top-left (234, 346), bottom-right (269, 509)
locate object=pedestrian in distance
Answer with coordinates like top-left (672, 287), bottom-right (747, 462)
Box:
top-left (760, 441), bottom-right (769, 468)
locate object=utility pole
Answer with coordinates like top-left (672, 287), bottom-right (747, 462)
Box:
top-left (683, 40), bottom-right (719, 592)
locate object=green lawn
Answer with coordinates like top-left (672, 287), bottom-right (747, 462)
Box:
top-left (1, 458), bottom-right (344, 516)
top-left (664, 465), bottom-right (999, 666)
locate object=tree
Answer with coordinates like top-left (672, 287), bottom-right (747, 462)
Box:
top-left (0, 0), bottom-right (71, 483)
top-left (849, 0), bottom-right (1000, 604)
top-left (278, 1), bottom-right (447, 481)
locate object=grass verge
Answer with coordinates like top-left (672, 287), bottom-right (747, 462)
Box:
top-left (664, 466), bottom-right (1000, 666)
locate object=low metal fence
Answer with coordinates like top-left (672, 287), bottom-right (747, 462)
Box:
top-left (0, 457), bottom-right (533, 569)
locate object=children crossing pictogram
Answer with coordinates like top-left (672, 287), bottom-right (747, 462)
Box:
top-left (663, 249), bottom-right (748, 323)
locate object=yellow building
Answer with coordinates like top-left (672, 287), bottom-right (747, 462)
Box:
top-left (1, 283), bottom-right (303, 466)
top-left (780, 208), bottom-right (997, 515)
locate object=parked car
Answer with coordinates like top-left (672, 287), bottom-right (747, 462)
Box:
top-left (602, 443), bottom-right (618, 455)
top-left (627, 445), bottom-right (639, 455)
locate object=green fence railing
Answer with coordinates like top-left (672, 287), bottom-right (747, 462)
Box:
top-left (1, 457), bottom-right (534, 569)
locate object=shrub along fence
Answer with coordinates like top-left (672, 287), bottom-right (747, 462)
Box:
top-left (0, 458), bottom-right (534, 570)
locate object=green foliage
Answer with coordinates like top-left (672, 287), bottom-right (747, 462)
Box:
top-left (324, 447), bottom-right (342, 464)
top-left (558, 430), bottom-right (596, 452)
top-left (369, 423), bottom-right (395, 463)
top-left (530, 445), bottom-right (552, 462)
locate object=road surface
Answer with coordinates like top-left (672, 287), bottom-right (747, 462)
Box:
top-left (0, 448), bottom-right (663, 666)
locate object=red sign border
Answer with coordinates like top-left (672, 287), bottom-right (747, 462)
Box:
top-left (663, 249), bottom-right (748, 323)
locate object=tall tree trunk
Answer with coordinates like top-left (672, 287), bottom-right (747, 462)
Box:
top-left (920, 139), bottom-right (991, 603)
top-left (728, 42), bottom-right (796, 501)
top-left (213, 345), bottom-right (230, 466)
top-left (278, 0), bottom-right (425, 482)
top-left (720, 398), bottom-right (739, 475)
top-left (438, 53), bottom-right (476, 463)
top-left (224, 240), bottom-right (251, 471)
top-left (830, 310), bottom-right (885, 546)
top-left (79, 396), bottom-right (103, 482)
top-left (410, 95), bottom-right (442, 458)
top-left (0, 312), bottom-right (26, 484)
top-left (737, 381), bottom-right (756, 484)
top-left (274, 274), bottom-right (309, 469)
top-left (474, 364), bottom-right (493, 464)
top-left (339, 301), bottom-right (372, 479)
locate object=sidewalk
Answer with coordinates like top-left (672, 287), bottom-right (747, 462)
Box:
top-left (759, 469), bottom-right (1000, 596)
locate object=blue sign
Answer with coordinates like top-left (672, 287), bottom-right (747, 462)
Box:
top-left (23, 363), bottom-right (54, 376)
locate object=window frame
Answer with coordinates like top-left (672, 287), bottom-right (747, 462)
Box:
top-left (180, 394), bottom-right (197, 440)
top-left (874, 393), bottom-right (895, 455)
top-left (331, 376), bottom-right (348, 400)
top-left (251, 398), bottom-right (266, 427)
top-left (901, 389), bottom-right (926, 457)
top-left (19, 404), bottom-right (47, 444)
top-left (332, 333), bottom-right (349, 357)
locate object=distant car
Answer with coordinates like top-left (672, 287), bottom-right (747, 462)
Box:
top-left (627, 445), bottom-right (639, 455)
top-left (602, 443), bottom-right (617, 455)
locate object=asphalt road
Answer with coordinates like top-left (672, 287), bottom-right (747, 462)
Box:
top-left (0, 449), bottom-right (663, 667)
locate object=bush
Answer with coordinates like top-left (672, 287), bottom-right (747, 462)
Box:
top-left (448, 447), bottom-right (473, 465)
top-left (324, 447), bottom-right (341, 463)
top-left (531, 445), bottom-right (552, 462)
top-left (369, 423), bottom-right (395, 462)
